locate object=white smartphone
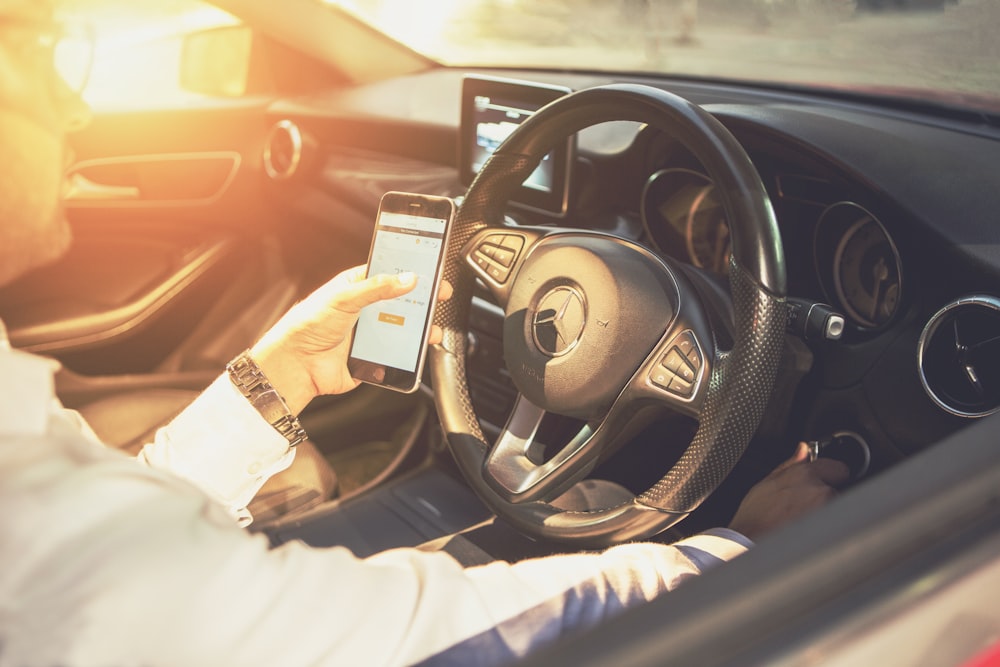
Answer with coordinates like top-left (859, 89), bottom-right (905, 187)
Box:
top-left (347, 191), bottom-right (455, 393)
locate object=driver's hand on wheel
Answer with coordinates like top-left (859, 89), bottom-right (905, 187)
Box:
top-left (728, 442), bottom-right (850, 541)
top-left (248, 265), bottom-right (453, 415)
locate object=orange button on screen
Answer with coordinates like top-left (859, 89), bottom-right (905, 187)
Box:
top-left (378, 312), bottom-right (406, 326)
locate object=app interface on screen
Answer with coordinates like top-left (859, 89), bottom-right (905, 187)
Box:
top-left (352, 210), bottom-right (447, 372)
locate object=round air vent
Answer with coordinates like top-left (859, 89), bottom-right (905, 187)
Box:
top-left (263, 119), bottom-right (303, 181)
top-left (918, 296), bottom-right (1000, 418)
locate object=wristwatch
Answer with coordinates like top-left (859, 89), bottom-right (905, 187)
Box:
top-left (226, 350), bottom-right (308, 448)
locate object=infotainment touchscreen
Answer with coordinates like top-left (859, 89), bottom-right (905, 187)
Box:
top-left (459, 75), bottom-right (573, 216)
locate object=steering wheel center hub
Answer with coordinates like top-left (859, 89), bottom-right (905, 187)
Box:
top-left (532, 286), bottom-right (587, 357)
top-left (504, 234), bottom-right (678, 420)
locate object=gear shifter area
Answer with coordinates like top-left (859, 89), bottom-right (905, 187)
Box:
top-left (807, 431), bottom-right (871, 482)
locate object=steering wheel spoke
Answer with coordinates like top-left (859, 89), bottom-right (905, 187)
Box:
top-left (483, 393), bottom-right (598, 503)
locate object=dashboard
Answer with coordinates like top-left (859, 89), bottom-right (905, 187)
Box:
top-left (261, 67), bottom-right (1000, 478)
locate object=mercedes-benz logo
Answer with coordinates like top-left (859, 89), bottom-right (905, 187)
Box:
top-left (532, 286), bottom-right (587, 357)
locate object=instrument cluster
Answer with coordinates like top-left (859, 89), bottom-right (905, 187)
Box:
top-left (639, 164), bottom-right (903, 332)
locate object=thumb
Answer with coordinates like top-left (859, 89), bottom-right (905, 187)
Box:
top-left (324, 271), bottom-right (418, 315)
top-left (774, 441), bottom-right (811, 472)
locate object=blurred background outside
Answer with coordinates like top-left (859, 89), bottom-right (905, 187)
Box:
top-left (56, 0), bottom-right (1000, 111)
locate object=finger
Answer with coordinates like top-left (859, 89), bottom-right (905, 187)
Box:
top-left (774, 441), bottom-right (811, 473)
top-left (428, 324), bottom-right (443, 346)
top-left (323, 265), bottom-right (368, 291)
top-left (344, 265), bottom-right (368, 283)
top-left (438, 279), bottom-right (454, 302)
top-left (809, 457), bottom-right (852, 487)
top-left (317, 266), bottom-right (367, 296)
top-left (328, 272), bottom-right (418, 314)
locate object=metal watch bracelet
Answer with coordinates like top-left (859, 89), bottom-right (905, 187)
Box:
top-left (226, 350), bottom-right (308, 448)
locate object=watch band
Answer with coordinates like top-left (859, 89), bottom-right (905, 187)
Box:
top-left (226, 350), bottom-right (308, 448)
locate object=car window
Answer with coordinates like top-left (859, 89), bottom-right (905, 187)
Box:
top-left (336, 0), bottom-right (1000, 114)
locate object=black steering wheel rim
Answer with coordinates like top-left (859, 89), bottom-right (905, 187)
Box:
top-left (431, 83), bottom-right (786, 547)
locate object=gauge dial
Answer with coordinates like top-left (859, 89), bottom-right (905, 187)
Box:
top-left (816, 203), bottom-right (903, 329)
top-left (640, 168), bottom-right (731, 274)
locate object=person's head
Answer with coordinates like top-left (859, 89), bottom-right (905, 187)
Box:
top-left (0, 0), bottom-right (91, 287)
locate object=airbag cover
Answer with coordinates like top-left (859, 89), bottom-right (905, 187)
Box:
top-left (504, 235), bottom-right (677, 419)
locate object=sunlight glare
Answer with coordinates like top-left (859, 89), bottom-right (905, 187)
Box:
top-left (328, 0), bottom-right (462, 53)
top-left (62, 3), bottom-right (239, 108)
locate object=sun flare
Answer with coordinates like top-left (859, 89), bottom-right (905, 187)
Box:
top-left (330, 0), bottom-right (462, 53)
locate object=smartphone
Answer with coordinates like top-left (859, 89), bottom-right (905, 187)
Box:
top-left (347, 191), bottom-right (455, 393)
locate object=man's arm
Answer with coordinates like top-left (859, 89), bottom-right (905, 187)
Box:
top-left (133, 267), bottom-right (449, 523)
top-left (135, 372), bottom-right (295, 524)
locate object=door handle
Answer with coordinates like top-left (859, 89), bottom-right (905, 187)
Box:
top-left (65, 172), bottom-right (141, 200)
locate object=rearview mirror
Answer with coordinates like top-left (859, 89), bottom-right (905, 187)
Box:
top-left (179, 25), bottom-right (252, 97)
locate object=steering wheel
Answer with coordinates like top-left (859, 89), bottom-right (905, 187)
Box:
top-left (430, 84), bottom-right (786, 547)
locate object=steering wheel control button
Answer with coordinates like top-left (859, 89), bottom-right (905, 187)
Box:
top-left (676, 334), bottom-right (694, 356)
top-left (493, 247), bottom-right (515, 267)
top-left (668, 375), bottom-right (694, 397)
top-left (672, 331), bottom-right (701, 368)
top-left (473, 234), bottom-right (524, 284)
top-left (650, 369), bottom-right (673, 390)
top-left (667, 332), bottom-right (702, 376)
top-left (499, 235), bottom-right (524, 252)
top-left (648, 330), bottom-right (704, 398)
top-left (662, 348), bottom-right (697, 382)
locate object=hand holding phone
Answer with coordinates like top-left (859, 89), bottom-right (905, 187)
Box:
top-left (347, 191), bottom-right (455, 393)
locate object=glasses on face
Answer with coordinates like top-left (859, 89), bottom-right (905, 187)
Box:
top-left (0, 18), bottom-right (95, 98)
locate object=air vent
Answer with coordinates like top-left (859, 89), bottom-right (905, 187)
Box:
top-left (263, 120), bottom-right (303, 181)
top-left (918, 296), bottom-right (1000, 418)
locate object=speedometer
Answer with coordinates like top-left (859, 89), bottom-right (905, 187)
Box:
top-left (640, 168), bottom-right (731, 274)
top-left (816, 202), bottom-right (903, 329)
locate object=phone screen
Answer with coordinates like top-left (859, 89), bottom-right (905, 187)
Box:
top-left (348, 193), bottom-right (453, 392)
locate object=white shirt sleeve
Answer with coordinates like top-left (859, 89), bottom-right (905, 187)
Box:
top-left (135, 373), bottom-right (295, 524)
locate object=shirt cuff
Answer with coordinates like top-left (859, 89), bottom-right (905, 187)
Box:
top-left (138, 373), bottom-right (296, 523)
top-left (672, 527), bottom-right (753, 572)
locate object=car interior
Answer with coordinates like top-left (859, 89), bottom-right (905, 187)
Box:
top-left (2, 1), bottom-right (999, 660)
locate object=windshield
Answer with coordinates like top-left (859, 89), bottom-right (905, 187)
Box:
top-left (333, 0), bottom-right (1000, 113)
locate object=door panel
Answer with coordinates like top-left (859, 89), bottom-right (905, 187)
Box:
top-left (0, 100), bottom-right (295, 380)
top-left (4, 229), bottom-right (228, 353)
